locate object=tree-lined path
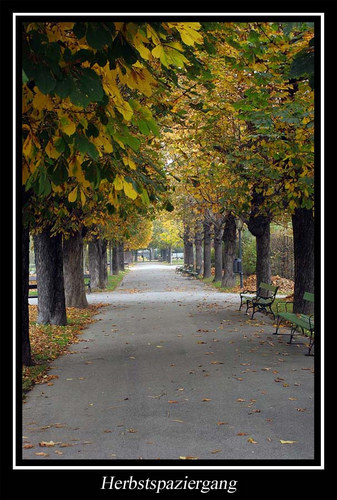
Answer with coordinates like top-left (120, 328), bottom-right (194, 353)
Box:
top-left (23, 263), bottom-right (314, 461)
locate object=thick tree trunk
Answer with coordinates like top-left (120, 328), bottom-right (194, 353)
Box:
top-left (292, 208), bottom-right (314, 313)
top-left (248, 189), bottom-right (272, 293)
top-left (195, 231), bottom-right (203, 275)
top-left (256, 226), bottom-right (271, 288)
top-left (213, 224), bottom-right (224, 282)
top-left (203, 220), bottom-right (212, 278)
top-left (221, 214), bottom-right (237, 288)
top-left (112, 244), bottom-right (119, 275)
top-left (183, 226), bottom-right (194, 267)
top-left (118, 242), bottom-right (125, 271)
top-left (88, 237), bottom-right (108, 289)
top-left (34, 228), bottom-right (67, 325)
top-left (248, 216), bottom-right (271, 293)
top-left (22, 224), bottom-right (32, 365)
top-left (63, 231), bottom-right (88, 308)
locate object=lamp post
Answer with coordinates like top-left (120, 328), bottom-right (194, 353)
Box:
top-left (235, 218), bottom-right (244, 288)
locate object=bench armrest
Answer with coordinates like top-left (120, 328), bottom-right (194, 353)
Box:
top-left (276, 301), bottom-right (293, 313)
top-left (309, 314), bottom-right (314, 330)
top-left (240, 289), bottom-right (257, 296)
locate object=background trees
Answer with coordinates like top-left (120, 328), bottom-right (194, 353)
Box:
top-left (22, 20), bottom-right (316, 364)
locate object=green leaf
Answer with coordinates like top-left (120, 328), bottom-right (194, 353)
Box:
top-left (146, 118), bottom-right (160, 136)
top-left (54, 74), bottom-right (75, 98)
top-left (35, 66), bottom-right (56, 94)
top-left (86, 23), bottom-right (112, 50)
top-left (75, 134), bottom-right (99, 160)
top-left (73, 22), bottom-right (87, 39)
top-left (290, 49), bottom-right (314, 78)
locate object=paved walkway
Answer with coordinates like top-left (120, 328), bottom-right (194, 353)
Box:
top-left (23, 263), bottom-right (315, 462)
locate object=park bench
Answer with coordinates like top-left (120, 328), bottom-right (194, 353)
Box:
top-left (176, 264), bottom-right (190, 274)
top-left (273, 292), bottom-right (314, 356)
top-left (239, 282), bottom-right (279, 320)
top-left (179, 264), bottom-right (197, 277)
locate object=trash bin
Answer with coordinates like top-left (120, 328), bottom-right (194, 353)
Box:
top-left (233, 258), bottom-right (242, 274)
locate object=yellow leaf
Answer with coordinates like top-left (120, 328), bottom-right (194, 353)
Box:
top-left (151, 44), bottom-right (169, 68)
top-left (60, 117), bottom-right (76, 136)
top-left (23, 134), bottom-right (33, 158)
top-left (247, 437), bottom-right (258, 444)
top-left (179, 456), bottom-right (199, 460)
top-left (22, 164), bottom-right (29, 184)
top-left (33, 91), bottom-right (55, 111)
top-left (45, 140), bottom-right (61, 160)
top-left (280, 440), bottom-right (297, 444)
top-left (80, 188), bottom-right (86, 207)
top-left (123, 180), bottom-right (138, 200)
top-left (68, 186), bottom-right (78, 203)
top-left (113, 175), bottom-right (124, 191)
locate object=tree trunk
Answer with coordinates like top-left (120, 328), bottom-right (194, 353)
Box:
top-left (221, 214), bottom-right (237, 288)
top-left (63, 230), bottom-right (88, 308)
top-left (34, 227), bottom-right (67, 325)
top-left (248, 189), bottom-right (272, 293)
top-left (22, 224), bottom-right (32, 365)
top-left (213, 224), bottom-right (224, 282)
top-left (256, 226), bottom-right (271, 288)
top-left (118, 242), bottom-right (125, 271)
top-left (167, 246), bottom-right (172, 263)
top-left (112, 244), bottom-right (119, 275)
top-left (183, 226), bottom-right (194, 266)
top-left (203, 220), bottom-right (212, 278)
top-left (88, 237), bottom-right (108, 289)
top-left (195, 231), bottom-right (203, 275)
top-left (292, 208), bottom-right (314, 313)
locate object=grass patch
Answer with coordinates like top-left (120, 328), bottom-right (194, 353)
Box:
top-left (105, 269), bottom-right (129, 291)
top-left (22, 304), bottom-right (104, 399)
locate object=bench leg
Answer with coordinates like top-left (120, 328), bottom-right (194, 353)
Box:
top-left (273, 315), bottom-right (282, 335)
top-left (251, 304), bottom-right (257, 319)
top-left (305, 332), bottom-right (315, 356)
top-left (287, 325), bottom-right (297, 345)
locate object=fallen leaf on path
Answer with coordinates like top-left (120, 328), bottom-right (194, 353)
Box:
top-left (202, 398), bottom-right (212, 402)
top-left (237, 398), bottom-right (246, 402)
top-left (35, 452), bottom-right (49, 456)
top-left (170, 419), bottom-right (184, 423)
top-left (247, 437), bottom-right (258, 444)
top-left (127, 428), bottom-right (137, 433)
top-left (179, 456), bottom-right (199, 460)
top-left (217, 422), bottom-right (228, 425)
top-left (296, 408), bottom-right (307, 412)
top-left (168, 400), bottom-right (179, 404)
top-left (237, 432), bottom-right (248, 436)
top-left (211, 449), bottom-right (222, 454)
top-left (23, 444), bottom-right (34, 449)
top-left (211, 361), bottom-right (223, 365)
top-left (54, 450), bottom-right (63, 455)
top-left (280, 440), bottom-right (297, 444)
top-left (39, 441), bottom-right (55, 447)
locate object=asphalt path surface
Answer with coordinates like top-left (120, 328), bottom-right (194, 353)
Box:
top-left (23, 262), bottom-right (315, 463)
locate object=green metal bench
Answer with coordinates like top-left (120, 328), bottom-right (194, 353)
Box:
top-left (239, 282), bottom-right (279, 320)
top-left (183, 265), bottom-right (199, 278)
top-left (273, 292), bottom-right (314, 356)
